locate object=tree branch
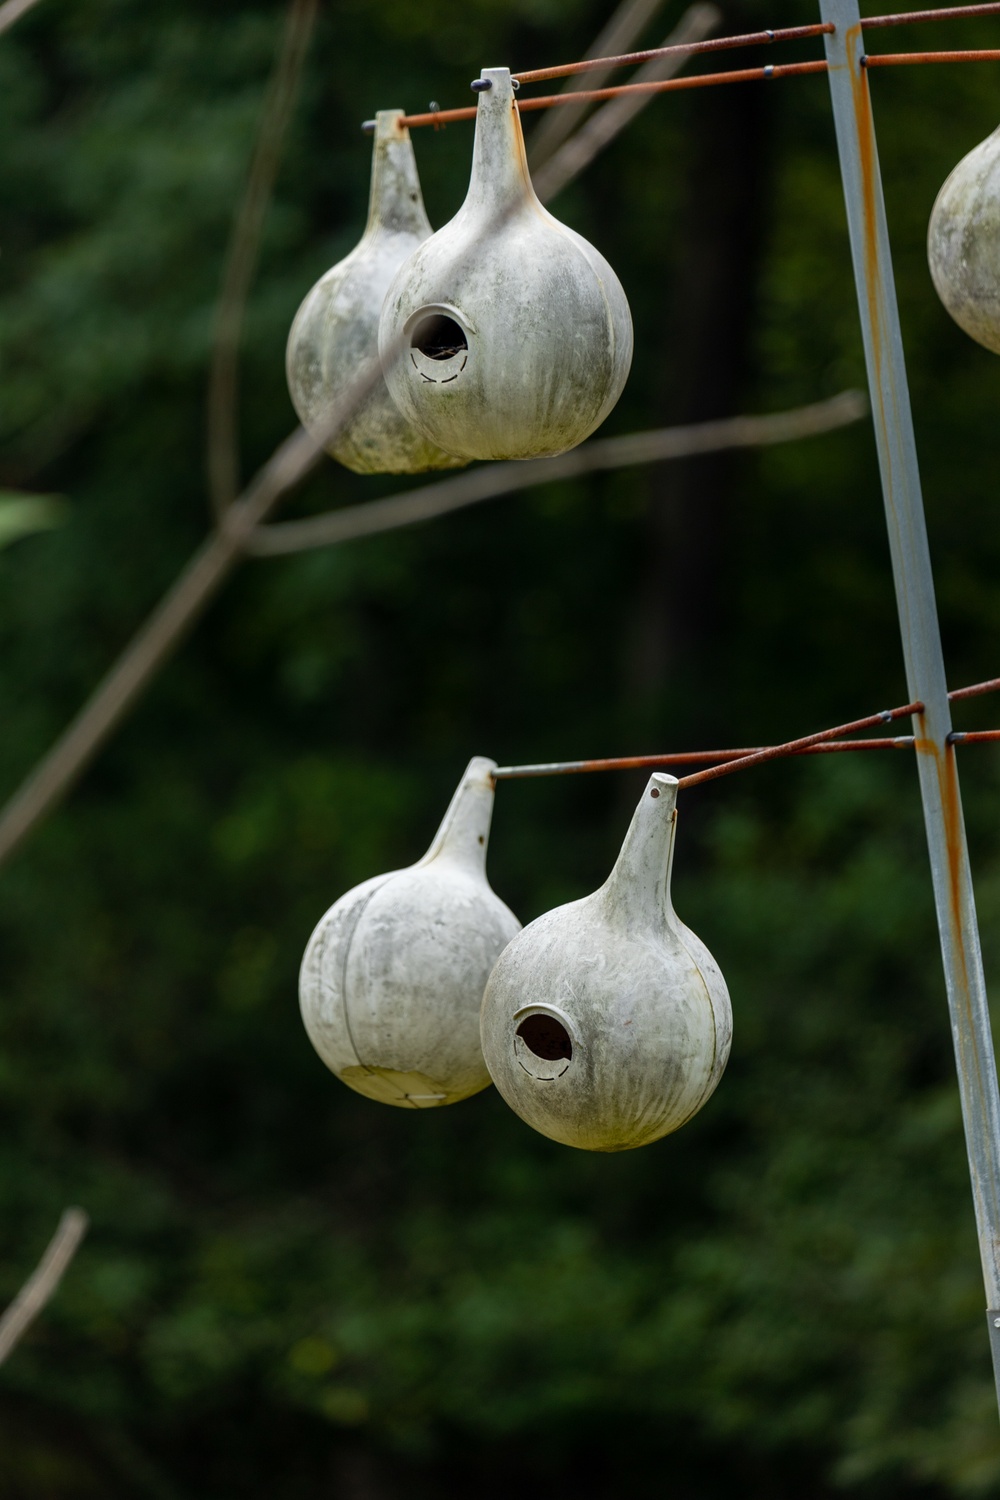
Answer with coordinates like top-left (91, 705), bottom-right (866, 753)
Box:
top-left (527, 0), bottom-right (672, 169)
top-left (532, 3), bottom-right (721, 204)
top-left (0, 1209), bottom-right (89, 1367)
top-left (0, 0), bottom-right (43, 39)
top-left (206, 0), bottom-right (317, 520)
top-left (249, 391), bottom-right (867, 556)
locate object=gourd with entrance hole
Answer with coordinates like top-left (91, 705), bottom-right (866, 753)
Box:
top-left (480, 773), bottom-right (731, 1151)
top-left (299, 757), bottom-right (520, 1108)
top-left (378, 67), bottom-right (633, 461)
top-left (286, 109), bottom-right (466, 474)
top-left (928, 124), bottom-right (1000, 355)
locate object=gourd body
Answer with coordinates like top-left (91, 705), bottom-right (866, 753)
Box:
top-left (378, 68), bottom-right (633, 461)
top-left (480, 774), bottom-right (731, 1151)
top-left (928, 124), bottom-right (1000, 354)
top-left (300, 757), bottom-right (520, 1108)
top-left (286, 109), bottom-right (465, 474)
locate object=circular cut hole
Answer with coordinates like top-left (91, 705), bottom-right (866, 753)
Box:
top-left (410, 314), bottom-right (468, 361)
top-left (516, 1014), bottom-right (572, 1062)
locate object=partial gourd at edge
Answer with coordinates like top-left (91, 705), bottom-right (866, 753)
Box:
top-left (480, 773), bottom-right (731, 1152)
top-left (378, 68), bottom-right (633, 462)
top-left (928, 124), bottom-right (1000, 355)
top-left (286, 109), bottom-right (466, 474)
top-left (299, 757), bottom-right (520, 1109)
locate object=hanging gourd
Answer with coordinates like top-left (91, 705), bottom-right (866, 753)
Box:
top-left (480, 773), bottom-right (731, 1152)
top-left (928, 124), bottom-right (1000, 354)
top-left (378, 68), bottom-right (633, 461)
top-left (286, 109), bottom-right (466, 474)
top-left (299, 757), bottom-right (520, 1109)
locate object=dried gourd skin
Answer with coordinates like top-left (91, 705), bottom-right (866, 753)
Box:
top-left (929, 124), bottom-right (1000, 355)
top-left (481, 774), bottom-right (731, 1152)
top-left (300, 758), bottom-right (520, 1109)
top-left (379, 68), bottom-right (633, 462)
top-left (286, 109), bottom-right (467, 474)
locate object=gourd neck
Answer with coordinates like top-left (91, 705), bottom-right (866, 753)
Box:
top-left (419, 756), bottom-right (497, 874)
top-left (464, 68), bottom-right (539, 220)
top-left (363, 109), bottom-right (432, 242)
top-left (599, 774), bottom-right (679, 932)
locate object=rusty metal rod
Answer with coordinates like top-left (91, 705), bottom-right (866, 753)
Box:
top-left (675, 701), bottom-right (923, 789)
top-left (512, 22), bottom-right (834, 84)
top-left (862, 45), bottom-right (1000, 61)
top-left (823, 0), bottom-right (1000, 1414)
top-left (397, 61), bottom-right (829, 127)
top-left (493, 677), bottom-right (1000, 781)
top-left (510, 3), bottom-right (1000, 86)
top-left (493, 736), bottom-right (916, 780)
top-left (951, 675), bottom-right (1000, 701)
top-left (395, 41), bottom-right (1000, 131)
top-left (863, 0), bottom-right (1000, 26)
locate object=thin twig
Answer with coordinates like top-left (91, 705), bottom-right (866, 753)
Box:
top-left (533, 4), bottom-right (721, 203)
top-left (207, 0), bottom-right (317, 520)
top-left (0, 0), bottom-right (43, 38)
top-left (248, 391), bottom-right (867, 556)
top-left (0, 1209), bottom-right (89, 1367)
top-left (528, 0), bottom-right (672, 169)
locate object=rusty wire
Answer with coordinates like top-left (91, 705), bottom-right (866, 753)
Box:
top-left (493, 676), bottom-right (1000, 786)
top-left (512, 21), bottom-right (834, 84)
top-left (392, 0), bottom-right (1000, 130)
top-left (863, 45), bottom-right (1000, 62)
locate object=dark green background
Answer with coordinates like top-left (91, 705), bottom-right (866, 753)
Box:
top-left (3, 0), bottom-right (1000, 1492)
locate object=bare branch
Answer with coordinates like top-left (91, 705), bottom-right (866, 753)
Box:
top-left (249, 391), bottom-right (868, 557)
top-left (206, 0), bottom-right (317, 521)
top-left (0, 1209), bottom-right (89, 1367)
top-left (0, 0), bottom-right (43, 38)
top-left (533, 4), bottom-right (721, 204)
top-left (528, 0), bottom-right (670, 169)
top-left (0, 423), bottom-right (329, 871)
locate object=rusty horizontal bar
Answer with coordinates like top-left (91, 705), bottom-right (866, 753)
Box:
top-left (863, 1), bottom-right (1000, 27)
top-left (512, 22), bottom-right (835, 85)
top-left (493, 678), bottom-right (1000, 782)
top-left (677, 701), bottom-right (923, 788)
top-left (492, 736), bottom-right (915, 780)
top-left (395, 61), bottom-right (830, 127)
top-left (950, 674), bottom-right (1000, 702)
top-left (862, 45), bottom-right (1000, 61)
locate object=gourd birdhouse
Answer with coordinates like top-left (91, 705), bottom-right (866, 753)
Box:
top-left (928, 124), bottom-right (1000, 354)
top-left (378, 67), bottom-right (633, 461)
top-left (300, 757), bottom-right (520, 1109)
top-left (286, 109), bottom-right (466, 474)
top-left (480, 774), bottom-right (731, 1151)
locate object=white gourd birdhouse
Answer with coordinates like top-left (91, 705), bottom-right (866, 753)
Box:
top-left (286, 109), bottom-right (466, 474)
top-left (299, 757), bottom-right (520, 1109)
top-left (928, 124), bottom-right (1000, 354)
top-left (480, 773), bottom-right (731, 1152)
top-left (378, 67), bottom-right (633, 461)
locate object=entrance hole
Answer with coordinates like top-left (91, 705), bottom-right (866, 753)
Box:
top-left (516, 1014), bottom-right (572, 1062)
top-left (410, 314), bottom-right (468, 361)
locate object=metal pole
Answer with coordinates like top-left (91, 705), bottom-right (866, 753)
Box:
top-left (821, 0), bottom-right (1000, 1406)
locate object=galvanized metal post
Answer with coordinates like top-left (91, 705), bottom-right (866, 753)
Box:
top-left (821, 0), bottom-right (1000, 1409)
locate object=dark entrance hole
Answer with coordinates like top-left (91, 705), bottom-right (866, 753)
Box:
top-left (411, 314), bottom-right (468, 361)
top-left (517, 1014), bottom-right (572, 1062)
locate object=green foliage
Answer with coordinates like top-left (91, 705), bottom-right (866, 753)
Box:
top-left (2, 0), bottom-right (1000, 1494)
